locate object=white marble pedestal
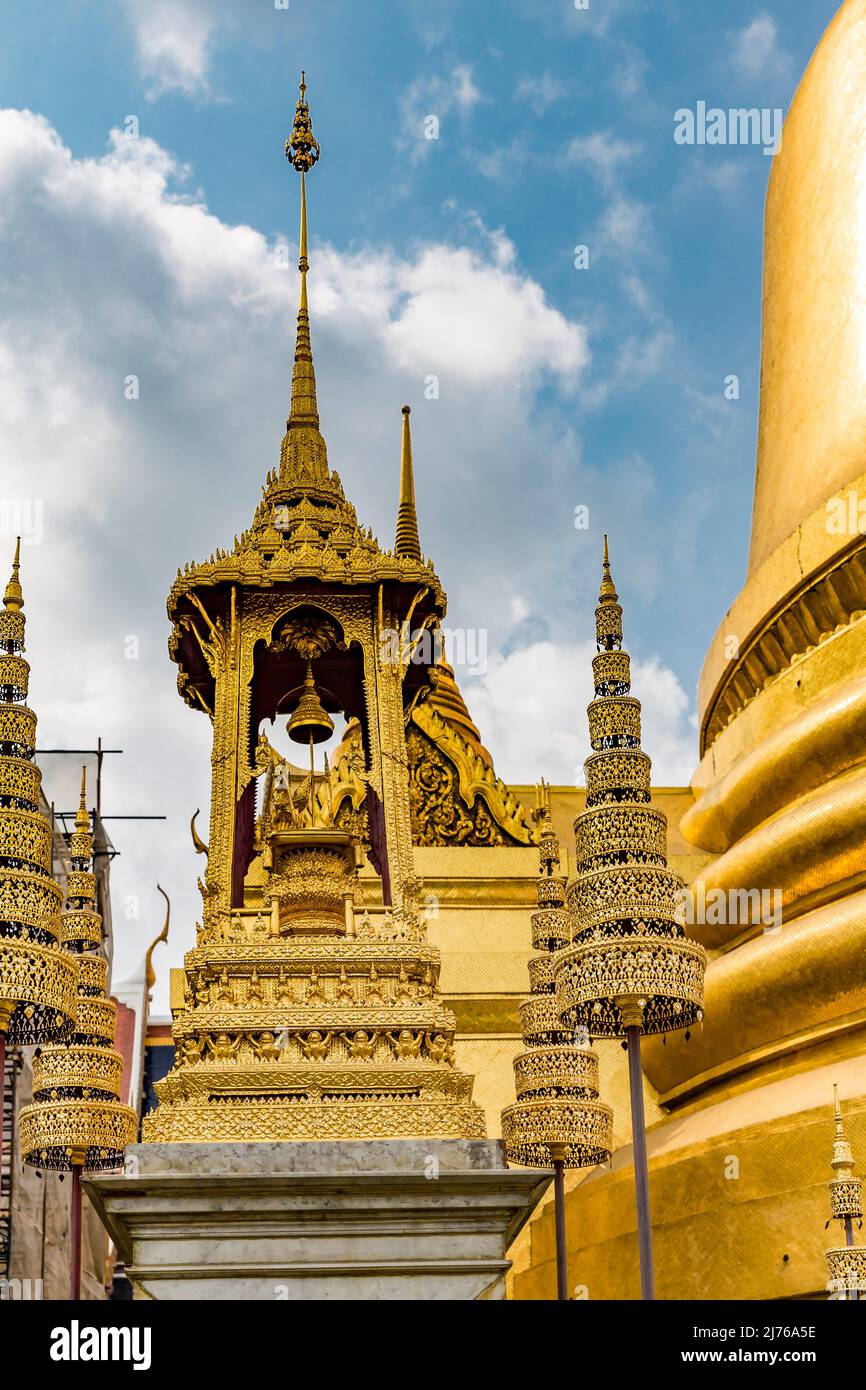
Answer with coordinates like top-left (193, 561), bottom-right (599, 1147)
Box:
top-left (86, 1139), bottom-right (549, 1300)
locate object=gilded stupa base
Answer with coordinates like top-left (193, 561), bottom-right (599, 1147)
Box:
top-left (87, 1139), bottom-right (550, 1301)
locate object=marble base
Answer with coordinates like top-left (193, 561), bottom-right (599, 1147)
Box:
top-left (85, 1140), bottom-right (549, 1300)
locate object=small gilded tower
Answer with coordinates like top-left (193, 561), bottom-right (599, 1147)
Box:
top-left (555, 540), bottom-right (705, 1038)
top-left (825, 1086), bottom-right (865, 1300)
top-left (0, 541), bottom-right (77, 1051)
top-left (19, 770), bottom-right (137, 1172)
top-left (144, 75), bottom-right (485, 1144)
top-left (501, 782), bottom-right (612, 1168)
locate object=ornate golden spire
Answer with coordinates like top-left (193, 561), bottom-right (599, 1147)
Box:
top-left (3, 536), bottom-right (23, 614)
top-left (395, 406), bottom-right (422, 561)
top-left (285, 72), bottom-right (321, 433)
top-left (556, 537), bottom-right (705, 1038)
top-left (828, 1084), bottom-right (862, 1222)
top-left (0, 538), bottom-right (77, 1048)
top-left (825, 1084), bottom-right (865, 1300)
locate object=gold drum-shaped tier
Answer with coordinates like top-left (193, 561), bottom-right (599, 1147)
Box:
top-left (17, 1097), bottom-right (138, 1171)
top-left (0, 808), bottom-right (53, 870)
top-left (74, 954), bottom-right (108, 995)
top-left (502, 1096), bottom-right (613, 1168)
top-left (555, 933), bottom-right (705, 1037)
top-left (65, 871), bottom-right (96, 902)
top-left (520, 994), bottom-right (577, 1047)
top-left (575, 803), bottom-right (668, 866)
top-left (830, 1176), bottom-right (863, 1221)
top-left (568, 864), bottom-right (682, 933)
top-left (826, 1247), bottom-right (866, 1300)
top-left (0, 653), bottom-right (29, 696)
top-left (0, 939), bottom-right (77, 1044)
top-left (584, 748), bottom-right (651, 802)
top-left (0, 871), bottom-right (63, 935)
top-left (32, 1044), bottom-right (124, 1099)
top-left (0, 756), bottom-right (42, 807)
top-left (527, 953), bottom-right (556, 994)
top-left (73, 997), bottom-right (117, 1046)
top-left (513, 1045), bottom-right (599, 1099)
top-left (591, 650), bottom-right (631, 688)
top-left (0, 704), bottom-right (37, 751)
top-left (587, 696), bottom-right (641, 749)
top-left (530, 908), bottom-right (572, 951)
top-left (61, 909), bottom-right (102, 950)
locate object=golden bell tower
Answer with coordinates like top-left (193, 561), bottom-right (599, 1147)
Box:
top-left (142, 76), bottom-right (485, 1144)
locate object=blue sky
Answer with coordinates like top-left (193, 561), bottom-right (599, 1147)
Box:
top-left (0, 0), bottom-right (844, 997)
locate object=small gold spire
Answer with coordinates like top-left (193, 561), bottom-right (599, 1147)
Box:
top-left (3, 536), bottom-right (23, 613)
top-left (284, 73), bottom-right (321, 430)
top-left (75, 765), bottom-right (90, 834)
top-left (828, 1083), bottom-right (863, 1223)
top-left (395, 406), bottom-right (422, 561)
top-left (599, 533), bottom-right (618, 604)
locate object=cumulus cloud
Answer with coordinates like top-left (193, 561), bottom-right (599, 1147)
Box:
top-left (0, 108), bottom-right (602, 1008)
top-left (119, 0), bottom-right (236, 99)
top-left (729, 13), bottom-right (792, 84)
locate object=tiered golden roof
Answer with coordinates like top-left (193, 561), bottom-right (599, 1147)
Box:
top-left (501, 783), bottom-right (612, 1167)
top-left (555, 540), bottom-right (705, 1037)
top-left (18, 769), bottom-right (137, 1170)
top-left (0, 540), bottom-right (77, 1045)
top-left (825, 1085), bottom-right (865, 1299)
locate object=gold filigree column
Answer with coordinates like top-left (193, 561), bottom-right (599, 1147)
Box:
top-left (502, 783), bottom-right (612, 1299)
top-left (554, 539), bottom-right (705, 1299)
top-left (0, 540), bottom-right (78, 1165)
top-left (19, 770), bottom-right (137, 1297)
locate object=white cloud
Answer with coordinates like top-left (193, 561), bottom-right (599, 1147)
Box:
top-left (466, 639), bottom-right (695, 786)
top-left (399, 64), bottom-right (482, 161)
top-left (121, 0), bottom-right (233, 99)
top-left (564, 130), bottom-right (642, 188)
top-left (729, 13), bottom-right (792, 84)
top-left (599, 193), bottom-right (653, 254)
top-left (0, 108), bottom-right (594, 1009)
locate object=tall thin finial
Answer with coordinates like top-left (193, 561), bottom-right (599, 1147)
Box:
top-left (284, 73), bottom-right (321, 429)
top-left (3, 537), bottom-right (23, 614)
top-left (75, 765), bottom-right (90, 834)
top-left (599, 533), bottom-right (618, 604)
top-left (395, 406), bottom-right (422, 561)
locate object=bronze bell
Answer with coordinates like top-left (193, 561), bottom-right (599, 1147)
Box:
top-left (287, 662), bottom-right (334, 744)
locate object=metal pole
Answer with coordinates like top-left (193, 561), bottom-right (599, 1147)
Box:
top-left (70, 1163), bottom-right (83, 1299)
top-left (626, 1022), bottom-right (655, 1300)
top-left (553, 1156), bottom-right (568, 1300)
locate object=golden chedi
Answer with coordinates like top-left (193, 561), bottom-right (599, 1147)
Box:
top-left (825, 1086), bottom-right (865, 1300)
top-left (18, 770), bottom-right (137, 1171)
top-left (0, 540), bottom-right (77, 1054)
top-left (555, 542), bottom-right (705, 1039)
top-left (501, 782), bottom-right (612, 1168)
top-left (143, 76), bottom-right (484, 1144)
